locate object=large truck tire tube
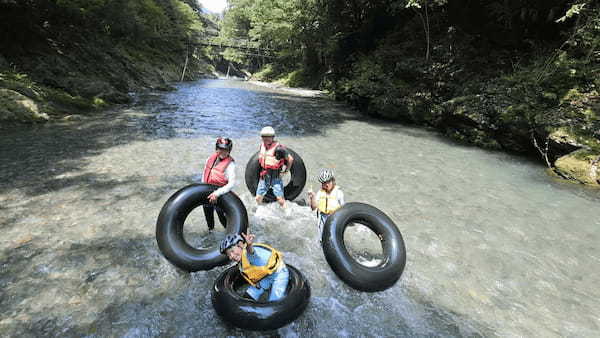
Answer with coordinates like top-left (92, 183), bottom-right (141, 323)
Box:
top-left (244, 148), bottom-right (307, 203)
top-left (322, 202), bottom-right (406, 292)
top-left (156, 183), bottom-right (248, 272)
top-left (211, 264), bottom-right (311, 331)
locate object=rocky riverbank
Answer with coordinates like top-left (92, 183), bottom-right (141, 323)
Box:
top-left (324, 17), bottom-right (600, 188)
top-left (2, 1), bottom-right (598, 188)
top-left (0, 0), bottom-right (219, 126)
top-left (0, 46), bottom-right (216, 125)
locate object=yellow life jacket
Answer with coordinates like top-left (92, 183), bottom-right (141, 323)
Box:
top-left (317, 186), bottom-right (342, 215)
top-left (239, 243), bottom-right (284, 286)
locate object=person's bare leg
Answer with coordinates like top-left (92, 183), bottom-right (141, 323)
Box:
top-left (256, 195), bottom-right (264, 204)
top-left (277, 196), bottom-right (286, 208)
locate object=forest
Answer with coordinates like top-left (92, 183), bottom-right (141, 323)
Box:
top-left (1, 0), bottom-right (599, 186)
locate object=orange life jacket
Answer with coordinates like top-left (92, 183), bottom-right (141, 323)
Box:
top-left (258, 142), bottom-right (285, 177)
top-left (202, 153), bottom-right (234, 186)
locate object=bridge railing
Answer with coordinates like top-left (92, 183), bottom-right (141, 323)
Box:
top-left (192, 37), bottom-right (274, 52)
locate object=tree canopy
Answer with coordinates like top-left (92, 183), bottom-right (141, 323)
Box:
top-left (0, 0), bottom-right (206, 54)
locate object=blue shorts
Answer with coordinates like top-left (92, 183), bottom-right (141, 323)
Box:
top-left (256, 178), bottom-right (284, 198)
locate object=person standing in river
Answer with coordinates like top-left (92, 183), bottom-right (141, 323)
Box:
top-left (255, 126), bottom-right (294, 208)
top-left (201, 137), bottom-right (236, 231)
top-left (308, 168), bottom-right (345, 242)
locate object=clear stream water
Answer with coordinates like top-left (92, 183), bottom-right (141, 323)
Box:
top-left (1, 79), bottom-right (599, 337)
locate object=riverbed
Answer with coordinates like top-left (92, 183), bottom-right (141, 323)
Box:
top-left (1, 79), bottom-right (599, 337)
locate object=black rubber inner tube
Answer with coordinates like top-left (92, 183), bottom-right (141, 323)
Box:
top-left (156, 183), bottom-right (248, 272)
top-left (244, 148), bottom-right (307, 203)
top-left (322, 202), bottom-right (406, 292)
top-left (211, 264), bottom-right (311, 331)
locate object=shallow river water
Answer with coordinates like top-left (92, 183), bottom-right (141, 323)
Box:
top-left (1, 79), bottom-right (599, 337)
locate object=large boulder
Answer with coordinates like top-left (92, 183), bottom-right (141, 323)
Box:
top-left (0, 89), bottom-right (49, 123)
top-left (549, 126), bottom-right (600, 150)
top-left (553, 149), bottom-right (600, 186)
top-left (547, 127), bottom-right (586, 160)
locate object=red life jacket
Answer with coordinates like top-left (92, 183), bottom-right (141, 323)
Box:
top-left (203, 152), bottom-right (234, 186)
top-left (258, 142), bottom-right (285, 171)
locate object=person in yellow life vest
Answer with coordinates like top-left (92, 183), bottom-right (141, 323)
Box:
top-left (220, 232), bottom-right (290, 301)
top-left (255, 126), bottom-right (294, 208)
top-left (308, 168), bottom-right (345, 242)
top-left (201, 137), bottom-right (236, 231)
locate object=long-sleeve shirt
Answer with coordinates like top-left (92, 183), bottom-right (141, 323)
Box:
top-left (201, 157), bottom-right (236, 197)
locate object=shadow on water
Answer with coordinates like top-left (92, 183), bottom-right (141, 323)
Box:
top-left (0, 116), bottom-right (146, 196)
top-left (0, 170), bottom-right (190, 216)
top-left (0, 234), bottom-right (169, 336)
top-left (2, 79), bottom-right (550, 336)
top-left (0, 164), bottom-right (494, 335)
top-left (0, 80), bottom-right (364, 197)
top-left (0, 229), bottom-right (493, 337)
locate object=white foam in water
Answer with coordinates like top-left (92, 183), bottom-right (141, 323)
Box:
top-left (3, 79), bottom-right (600, 337)
top-left (356, 256), bottom-right (382, 267)
top-left (253, 203), bottom-right (282, 221)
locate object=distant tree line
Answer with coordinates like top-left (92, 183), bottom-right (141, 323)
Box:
top-left (0, 0), bottom-right (205, 55)
top-left (219, 0), bottom-right (596, 87)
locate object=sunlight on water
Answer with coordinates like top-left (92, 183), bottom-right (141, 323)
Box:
top-left (1, 79), bottom-right (599, 337)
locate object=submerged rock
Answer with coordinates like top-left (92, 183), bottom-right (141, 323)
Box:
top-left (0, 88), bottom-right (49, 123)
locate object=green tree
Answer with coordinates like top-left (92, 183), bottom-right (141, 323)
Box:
top-left (400, 0), bottom-right (447, 61)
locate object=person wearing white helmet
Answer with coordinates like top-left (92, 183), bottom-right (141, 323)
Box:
top-left (201, 137), bottom-right (236, 231)
top-left (220, 231), bottom-right (290, 301)
top-left (308, 168), bottom-right (345, 242)
top-left (256, 126), bottom-right (294, 207)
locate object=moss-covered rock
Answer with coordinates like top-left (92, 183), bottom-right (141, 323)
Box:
top-left (549, 126), bottom-right (600, 149)
top-left (0, 88), bottom-right (49, 123)
top-left (553, 149), bottom-right (600, 186)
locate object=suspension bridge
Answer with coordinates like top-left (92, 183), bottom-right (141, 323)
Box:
top-left (190, 37), bottom-right (277, 58)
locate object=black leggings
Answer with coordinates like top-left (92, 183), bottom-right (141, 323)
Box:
top-left (203, 205), bottom-right (227, 230)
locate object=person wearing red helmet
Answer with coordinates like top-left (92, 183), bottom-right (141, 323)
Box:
top-left (201, 137), bottom-right (236, 231)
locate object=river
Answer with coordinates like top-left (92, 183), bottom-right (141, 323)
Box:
top-left (1, 79), bottom-right (599, 337)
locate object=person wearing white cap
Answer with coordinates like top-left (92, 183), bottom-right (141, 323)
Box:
top-left (255, 126), bottom-right (294, 207)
